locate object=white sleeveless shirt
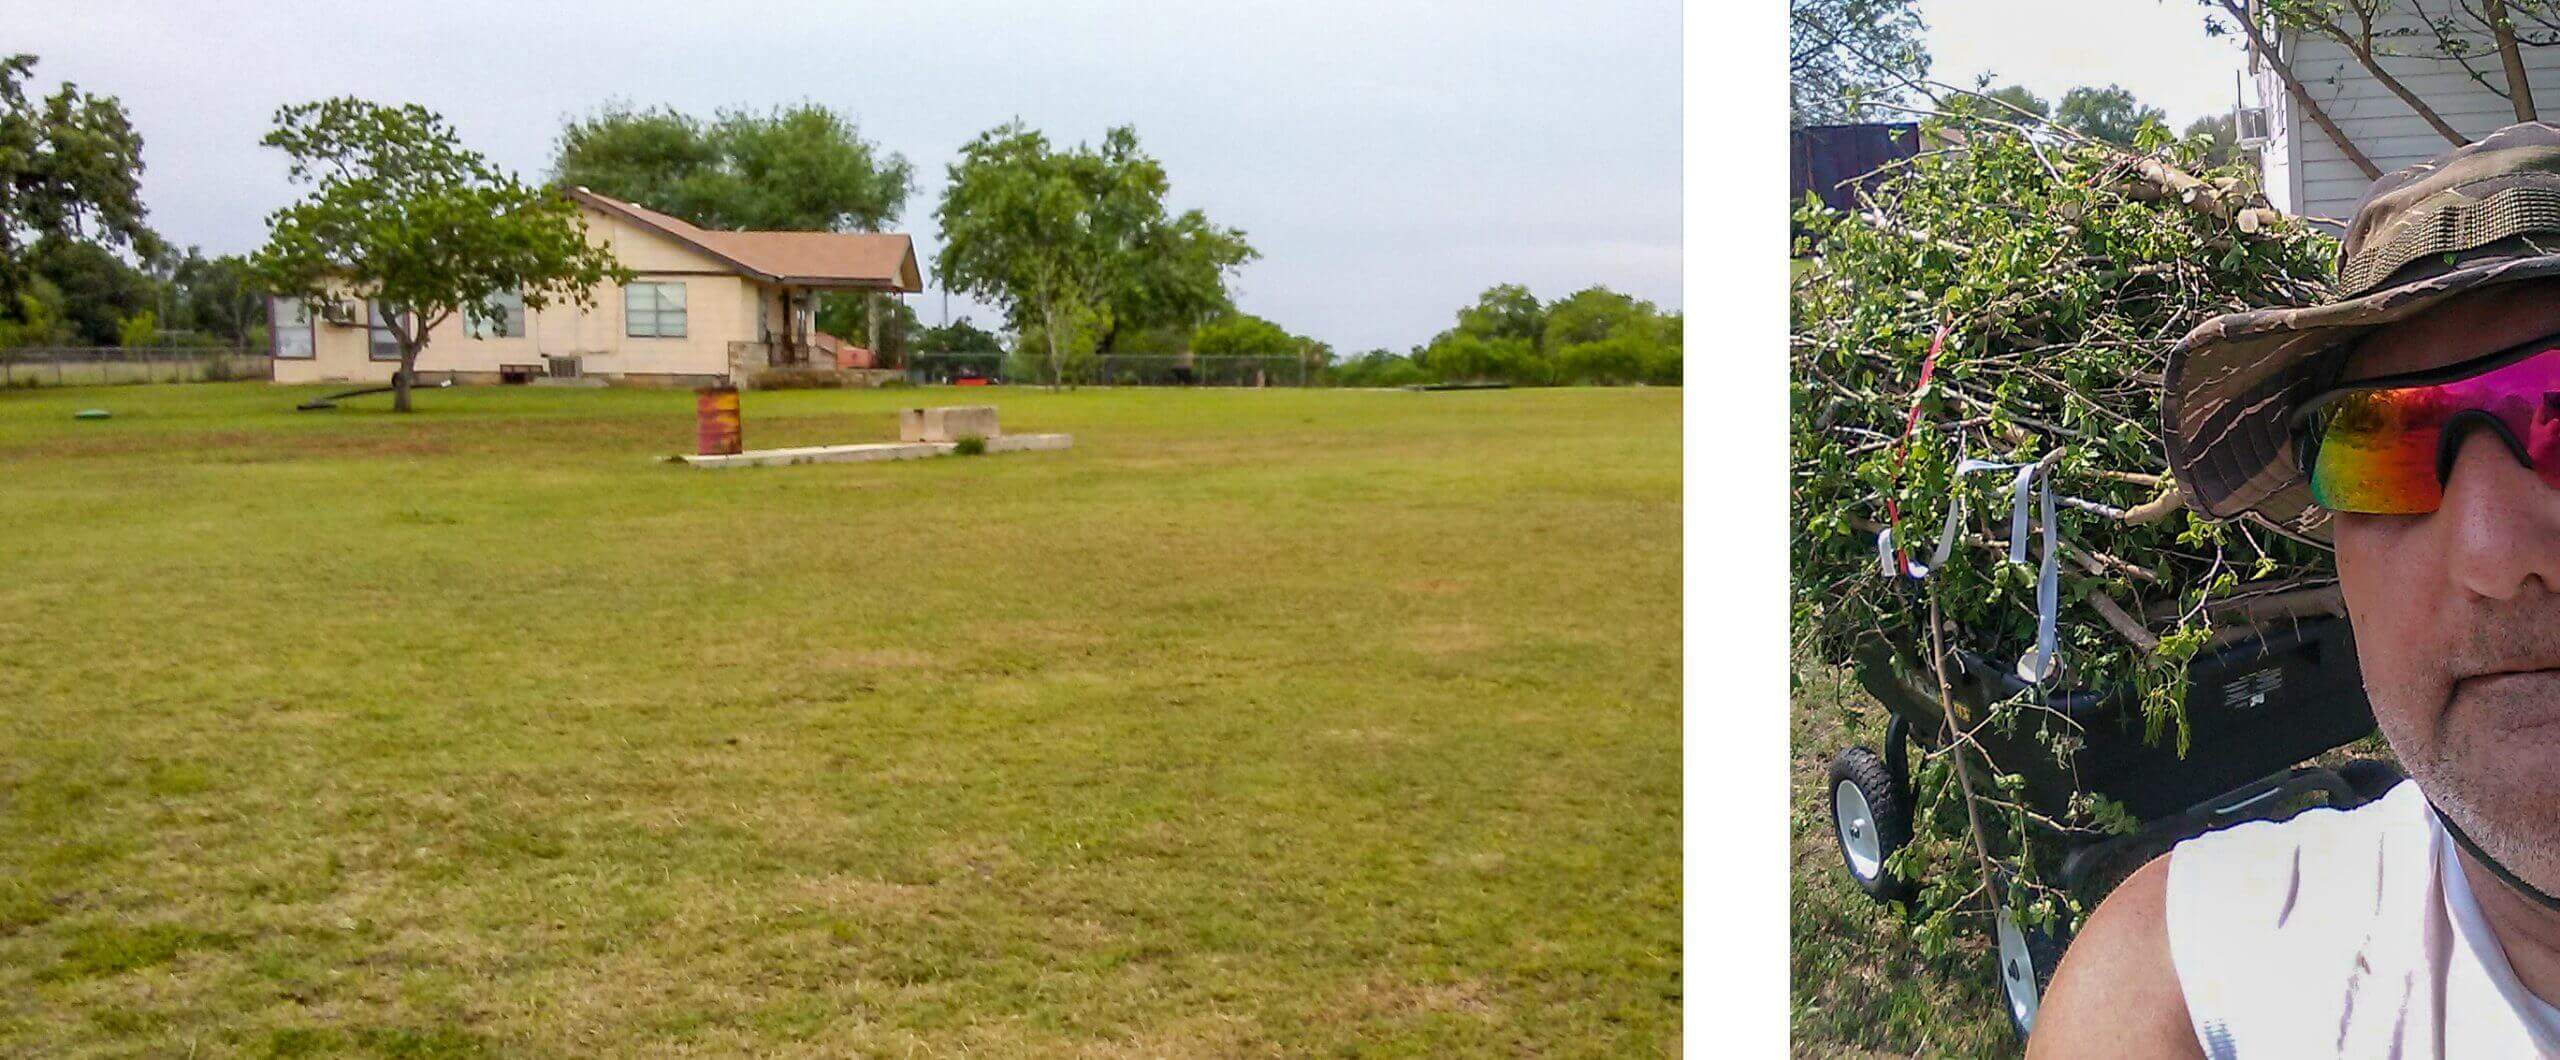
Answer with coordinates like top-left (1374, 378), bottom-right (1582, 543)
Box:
top-left (2168, 780), bottom-right (2560, 1057)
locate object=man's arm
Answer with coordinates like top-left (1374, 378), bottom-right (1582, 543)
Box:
top-left (2025, 854), bottom-right (2204, 1059)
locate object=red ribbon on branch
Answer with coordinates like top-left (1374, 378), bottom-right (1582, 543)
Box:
top-left (1880, 324), bottom-right (1949, 578)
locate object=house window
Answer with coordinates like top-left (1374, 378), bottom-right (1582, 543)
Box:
top-left (368, 301), bottom-right (404, 361)
top-left (270, 297), bottom-right (314, 360)
top-left (466, 291), bottom-right (526, 339)
top-left (624, 282), bottom-right (687, 338)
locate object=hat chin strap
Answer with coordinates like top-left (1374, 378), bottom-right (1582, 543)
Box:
top-left (2435, 800), bottom-right (2560, 916)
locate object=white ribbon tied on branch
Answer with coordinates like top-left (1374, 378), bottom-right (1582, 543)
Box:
top-left (1876, 453), bottom-right (2063, 685)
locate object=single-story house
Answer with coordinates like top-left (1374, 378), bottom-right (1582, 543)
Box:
top-left (269, 187), bottom-right (923, 387)
top-left (2246, 10), bottom-right (2560, 225)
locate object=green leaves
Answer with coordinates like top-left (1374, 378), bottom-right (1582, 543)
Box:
top-left (933, 122), bottom-right (1255, 387)
top-left (251, 98), bottom-right (633, 408)
top-left (0, 54), bottom-right (159, 311)
top-left (552, 103), bottom-right (914, 235)
top-left (1792, 114), bottom-right (2337, 939)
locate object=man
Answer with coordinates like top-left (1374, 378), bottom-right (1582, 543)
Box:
top-left (2032, 122), bottom-right (2560, 1055)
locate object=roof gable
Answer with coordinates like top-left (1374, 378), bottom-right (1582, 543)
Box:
top-left (569, 188), bottom-right (923, 291)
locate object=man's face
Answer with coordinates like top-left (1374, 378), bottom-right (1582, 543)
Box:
top-left (2334, 281), bottom-right (2560, 883)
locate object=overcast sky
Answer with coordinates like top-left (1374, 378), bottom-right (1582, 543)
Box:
top-left (3, 0), bottom-right (1681, 354)
top-left (1920, 0), bottom-right (2251, 129)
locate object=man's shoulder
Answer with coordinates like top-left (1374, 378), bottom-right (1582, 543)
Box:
top-left (2029, 855), bottom-right (2197, 1057)
top-left (2028, 783), bottom-right (2431, 1057)
top-left (2167, 779), bottom-right (2428, 900)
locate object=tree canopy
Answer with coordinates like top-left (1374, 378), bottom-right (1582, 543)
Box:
top-left (934, 122), bottom-right (1256, 387)
top-left (1983, 84), bottom-right (2050, 119)
top-left (253, 98), bottom-right (630, 410)
top-left (2053, 84), bottom-right (2169, 147)
top-left (1790, 0), bottom-right (1932, 126)
top-left (1, 53), bottom-right (158, 322)
top-left (553, 102), bottom-right (913, 232)
top-left (1410, 283), bottom-right (1680, 386)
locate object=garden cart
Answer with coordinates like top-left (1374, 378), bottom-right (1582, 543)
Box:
top-left (1826, 612), bottom-right (2400, 1040)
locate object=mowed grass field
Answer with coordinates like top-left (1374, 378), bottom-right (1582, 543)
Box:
top-left (0, 383), bottom-right (1679, 1056)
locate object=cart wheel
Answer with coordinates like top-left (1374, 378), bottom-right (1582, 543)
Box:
top-left (2340, 758), bottom-right (2407, 804)
top-left (1828, 746), bottom-right (1914, 902)
top-left (1995, 906), bottom-right (2070, 1042)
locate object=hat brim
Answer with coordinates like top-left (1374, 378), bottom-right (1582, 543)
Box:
top-left (2164, 250), bottom-right (2560, 531)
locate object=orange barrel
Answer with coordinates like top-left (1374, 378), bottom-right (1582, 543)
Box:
top-left (695, 386), bottom-right (742, 455)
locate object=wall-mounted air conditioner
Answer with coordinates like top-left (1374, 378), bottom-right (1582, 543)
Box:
top-left (2236, 106), bottom-right (2272, 147)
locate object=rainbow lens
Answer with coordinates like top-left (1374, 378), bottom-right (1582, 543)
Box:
top-left (2305, 345), bottom-right (2560, 514)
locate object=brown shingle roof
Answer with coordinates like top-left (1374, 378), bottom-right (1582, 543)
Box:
top-left (569, 188), bottom-right (923, 292)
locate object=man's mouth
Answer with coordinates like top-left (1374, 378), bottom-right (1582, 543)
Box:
top-left (2456, 666), bottom-right (2560, 697)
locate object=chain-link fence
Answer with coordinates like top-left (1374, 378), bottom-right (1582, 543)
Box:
top-left (1, 347), bottom-right (270, 388)
top-left (904, 351), bottom-right (1321, 387)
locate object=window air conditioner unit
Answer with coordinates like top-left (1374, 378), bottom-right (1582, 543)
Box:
top-left (2236, 106), bottom-right (2272, 147)
top-left (318, 300), bottom-right (362, 326)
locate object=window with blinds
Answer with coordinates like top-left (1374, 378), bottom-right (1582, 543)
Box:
top-left (624, 282), bottom-right (688, 338)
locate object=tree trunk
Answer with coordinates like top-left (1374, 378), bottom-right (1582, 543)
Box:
top-left (1041, 301), bottom-right (1063, 393)
top-left (2487, 0), bottom-right (2540, 120)
top-left (393, 349), bottom-right (416, 413)
top-left (2219, 0), bottom-right (2384, 179)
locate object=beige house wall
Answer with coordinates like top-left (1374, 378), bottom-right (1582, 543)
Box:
top-left (271, 202), bottom-right (781, 386)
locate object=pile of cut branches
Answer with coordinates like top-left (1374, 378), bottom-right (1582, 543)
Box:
top-left (1791, 107), bottom-right (2341, 947)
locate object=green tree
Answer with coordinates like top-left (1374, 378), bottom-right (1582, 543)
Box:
top-left (169, 250), bottom-right (264, 345)
top-left (1453, 283), bottom-right (1546, 349)
top-left (2054, 84), bottom-right (2167, 147)
top-left (1190, 312), bottom-right (1299, 357)
top-left (1541, 286), bottom-right (1661, 349)
top-left (25, 237), bottom-right (154, 345)
top-left (252, 99), bottom-right (631, 411)
top-left (116, 308), bottom-right (156, 348)
top-left (816, 292), bottom-right (919, 363)
top-left (1328, 348), bottom-right (1428, 387)
top-left (1791, 0), bottom-right (1932, 126)
top-left (0, 54), bottom-right (159, 320)
top-left (935, 122), bottom-right (1256, 388)
top-left (0, 274), bottom-right (67, 347)
top-left (2182, 113), bottom-right (2244, 169)
top-left (916, 316), bottom-right (1005, 354)
top-left (553, 102), bottom-right (912, 232)
top-left (1984, 84), bottom-right (2050, 119)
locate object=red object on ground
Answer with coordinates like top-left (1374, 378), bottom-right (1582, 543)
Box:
top-left (955, 377), bottom-right (990, 387)
top-left (696, 386), bottom-right (743, 455)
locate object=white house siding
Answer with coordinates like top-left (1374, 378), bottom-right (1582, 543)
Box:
top-left (273, 203), bottom-right (768, 386)
top-left (2265, 17), bottom-right (2560, 224)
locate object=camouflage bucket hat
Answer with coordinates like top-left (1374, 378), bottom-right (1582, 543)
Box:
top-left (2165, 121), bottom-right (2560, 531)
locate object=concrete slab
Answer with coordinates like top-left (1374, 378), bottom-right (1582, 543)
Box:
top-left (676, 433), bottom-right (1071, 469)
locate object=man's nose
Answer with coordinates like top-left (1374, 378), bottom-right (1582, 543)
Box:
top-left (2440, 428), bottom-right (2560, 600)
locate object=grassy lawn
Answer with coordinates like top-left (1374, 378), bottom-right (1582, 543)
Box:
top-left (0, 383), bottom-right (1680, 1056)
top-left (1791, 660), bottom-right (2012, 1058)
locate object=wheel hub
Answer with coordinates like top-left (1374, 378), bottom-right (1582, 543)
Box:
top-left (1833, 779), bottom-right (1883, 880)
top-left (1997, 907), bottom-right (2041, 1032)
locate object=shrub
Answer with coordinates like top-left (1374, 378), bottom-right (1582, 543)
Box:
top-left (748, 367), bottom-right (848, 390)
top-left (952, 434), bottom-right (987, 456)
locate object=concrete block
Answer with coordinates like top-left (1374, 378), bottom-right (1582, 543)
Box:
top-left (899, 405), bottom-right (1002, 442)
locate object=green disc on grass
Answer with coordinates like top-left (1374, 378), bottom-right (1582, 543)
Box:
top-left (73, 409), bottom-right (111, 420)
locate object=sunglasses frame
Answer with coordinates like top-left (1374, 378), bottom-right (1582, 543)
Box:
top-left (2287, 326), bottom-right (2560, 511)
